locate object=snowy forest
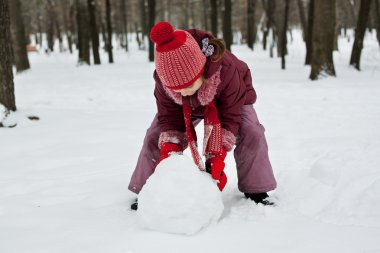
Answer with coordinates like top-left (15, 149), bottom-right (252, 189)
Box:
top-left (1, 0), bottom-right (380, 252)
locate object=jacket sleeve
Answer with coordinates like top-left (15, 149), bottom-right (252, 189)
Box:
top-left (153, 71), bottom-right (188, 150)
top-left (217, 66), bottom-right (247, 151)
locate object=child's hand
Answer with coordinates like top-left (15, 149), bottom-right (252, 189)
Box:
top-left (205, 149), bottom-right (227, 191)
top-left (156, 143), bottom-right (183, 168)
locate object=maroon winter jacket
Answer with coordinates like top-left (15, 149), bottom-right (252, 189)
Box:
top-left (153, 29), bottom-right (257, 149)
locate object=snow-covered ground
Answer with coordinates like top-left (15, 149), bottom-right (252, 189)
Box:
top-left (1, 31), bottom-right (380, 253)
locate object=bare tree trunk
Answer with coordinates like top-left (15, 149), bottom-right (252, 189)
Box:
top-left (247, 0), bottom-right (256, 50)
top-left (69, 4), bottom-right (76, 50)
top-left (47, 1), bottom-right (55, 52)
top-left (8, 0), bottom-right (30, 72)
top-left (348, 0), bottom-right (357, 25)
top-left (61, 0), bottom-right (73, 53)
top-left (268, 0), bottom-right (276, 58)
top-left (148, 0), bottom-right (156, 62)
top-left (297, 0), bottom-right (307, 42)
top-left (262, 0), bottom-right (275, 53)
top-left (310, 0), bottom-right (336, 80)
top-left (106, 0), bottom-right (114, 63)
top-left (76, 0), bottom-right (82, 54)
top-left (0, 0), bottom-right (17, 114)
top-left (210, 0), bottom-right (218, 36)
top-left (37, 10), bottom-right (43, 48)
top-left (120, 0), bottom-right (128, 51)
top-left (281, 0), bottom-right (290, 69)
top-left (88, 0), bottom-right (101, 64)
top-left (223, 0), bottom-right (232, 51)
top-left (203, 0), bottom-right (209, 31)
top-left (140, 0), bottom-right (147, 40)
top-left (77, 0), bottom-right (90, 64)
top-left (261, 0), bottom-right (269, 50)
top-left (55, 17), bottom-right (63, 52)
top-left (305, 0), bottom-right (314, 65)
top-left (350, 0), bottom-right (372, 70)
top-left (375, 0), bottom-right (380, 45)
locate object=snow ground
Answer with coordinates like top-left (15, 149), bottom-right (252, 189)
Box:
top-left (1, 31), bottom-right (380, 253)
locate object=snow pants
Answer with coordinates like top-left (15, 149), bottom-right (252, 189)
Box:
top-left (128, 105), bottom-right (277, 194)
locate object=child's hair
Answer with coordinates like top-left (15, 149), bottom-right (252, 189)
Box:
top-left (209, 38), bottom-right (226, 62)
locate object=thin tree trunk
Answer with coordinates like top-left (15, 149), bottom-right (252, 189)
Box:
top-left (8, 0), bottom-right (30, 72)
top-left (310, 0), bottom-right (336, 80)
top-left (282, 0), bottom-right (290, 69)
top-left (375, 0), bottom-right (380, 45)
top-left (268, 0), bottom-right (276, 58)
top-left (262, 0), bottom-right (269, 50)
top-left (47, 1), bottom-right (55, 52)
top-left (37, 11), bottom-right (42, 48)
top-left (305, 0), bottom-right (314, 65)
top-left (55, 18), bottom-right (63, 52)
top-left (203, 0), bottom-right (209, 31)
top-left (247, 0), bottom-right (256, 50)
top-left (120, 0), bottom-right (128, 51)
top-left (350, 0), bottom-right (372, 70)
top-left (223, 0), bottom-right (232, 51)
top-left (77, 0), bottom-right (90, 64)
top-left (106, 0), bottom-right (113, 63)
top-left (297, 0), bottom-right (307, 42)
top-left (348, 0), bottom-right (357, 25)
top-left (88, 0), bottom-right (101, 64)
top-left (148, 0), bottom-right (156, 62)
top-left (139, 0), bottom-right (147, 40)
top-left (0, 0), bottom-right (17, 113)
top-left (76, 0), bottom-right (82, 58)
top-left (210, 0), bottom-right (218, 36)
top-left (61, 0), bottom-right (73, 53)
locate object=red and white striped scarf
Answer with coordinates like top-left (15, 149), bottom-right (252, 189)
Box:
top-left (183, 101), bottom-right (222, 170)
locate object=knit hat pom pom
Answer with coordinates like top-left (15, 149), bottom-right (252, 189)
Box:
top-left (150, 21), bottom-right (175, 46)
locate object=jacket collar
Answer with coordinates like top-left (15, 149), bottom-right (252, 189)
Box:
top-left (163, 66), bottom-right (222, 106)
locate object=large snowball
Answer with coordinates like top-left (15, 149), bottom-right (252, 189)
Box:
top-left (137, 155), bottom-right (224, 235)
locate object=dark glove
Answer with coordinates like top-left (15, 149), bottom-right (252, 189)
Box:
top-left (205, 149), bottom-right (227, 191)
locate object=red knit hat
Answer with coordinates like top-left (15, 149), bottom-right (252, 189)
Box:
top-left (150, 22), bottom-right (206, 90)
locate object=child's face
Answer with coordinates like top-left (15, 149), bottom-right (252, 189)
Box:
top-left (173, 77), bottom-right (204, 96)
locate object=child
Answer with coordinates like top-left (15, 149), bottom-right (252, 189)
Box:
top-left (128, 22), bottom-right (277, 210)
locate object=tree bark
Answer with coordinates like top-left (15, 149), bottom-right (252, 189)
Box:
top-left (77, 0), bottom-right (90, 64)
top-left (203, 0), bottom-right (209, 32)
top-left (261, 0), bottom-right (269, 50)
top-left (375, 0), bottom-right (380, 45)
top-left (47, 0), bottom-right (55, 52)
top-left (247, 0), bottom-right (256, 50)
top-left (310, 0), bottom-right (336, 80)
top-left (37, 11), bottom-right (43, 48)
top-left (88, 0), bottom-right (101, 64)
top-left (297, 0), bottom-right (307, 42)
top-left (223, 0), bottom-right (232, 51)
top-left (281, 0), bottom-right (290, 69)
top-left (8, 0), bottom-right (30, 72)
top-left (210, 0), bottom-right (218, 36)
top-left (120, 0), bottom-right (128, 51)
top-left (305, 0), bottom-right (314, 65)
top-left (61, 0), bottom-right (73, 53)
top-left (139, 0), bottom-right (147, 40)
top-left (268, 0), bottom-right (276, 58)
top-left (0, 0), bottom-right (17, 112)
top-left (350, 0), bottom-right (372, 70)
top-left (148, 0), bottom-right (156, 62)
top-left (106, 0), bottom-right (114, 63)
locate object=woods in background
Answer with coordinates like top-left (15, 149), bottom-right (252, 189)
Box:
top-left (6, 0), bottom-right (380, 68)
top-left (1, 0), bottom-right (380, 121)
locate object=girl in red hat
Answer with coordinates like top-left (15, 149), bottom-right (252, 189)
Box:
top-left (129, 22), bottom-right (277, 210)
